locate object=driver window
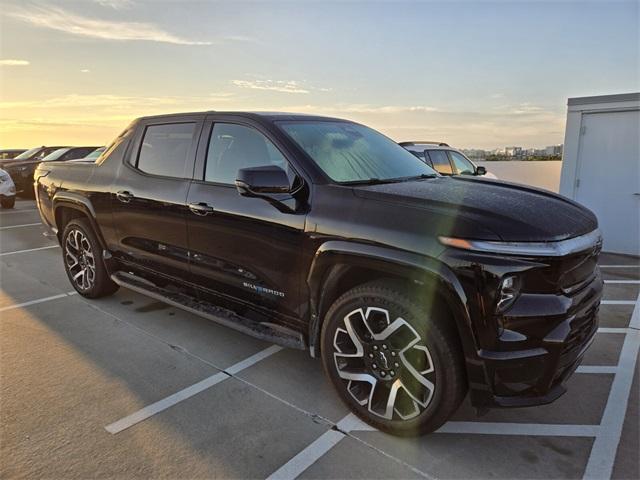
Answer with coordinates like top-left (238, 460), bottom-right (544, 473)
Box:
top-left (449, 151), bottom-right (475, 175)
top-left (205, 123), bottom-right (293, 184)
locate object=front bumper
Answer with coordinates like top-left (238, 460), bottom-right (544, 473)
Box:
top-left (468, 269), bottom-right (603, 408)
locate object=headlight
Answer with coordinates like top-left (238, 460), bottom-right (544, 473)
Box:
top-left (439, 229), bottom-right (602, 257)
top-left (496, 275), bottom-right (520, 313)
top-left (0, 174), bottom-right (8, 182)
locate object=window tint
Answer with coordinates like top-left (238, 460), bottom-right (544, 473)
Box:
top-left (450, 151), bottom-right (475, 175)
top-left (205, 123), bottom-right (292, 184)
top-left (426, 150), bottom-right (453, 175)
top-left (137, 123), bottom-right (195, 178)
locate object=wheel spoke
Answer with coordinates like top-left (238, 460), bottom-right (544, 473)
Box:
top-left (333, 306), bottom-right (437, 422)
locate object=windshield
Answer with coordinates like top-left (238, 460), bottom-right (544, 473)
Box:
top-left (278, 121), bottom-right (437, 183)
top-left (13, 147), bottom-right (41, 160)
top-left (41, 148), bottom-right (70, 162)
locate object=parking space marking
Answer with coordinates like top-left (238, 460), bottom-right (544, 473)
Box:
top-left (599, 265), bottom-right (639, 268)
top-left (0, 208), bottom-right (38, 215)
top-left (598, 327), bottom-right (632, 334)
top-left (0, 245), bottom-right (58, 256)
top-left (105, 344), bottom-right (282, 434)
top-left (0, 223), bottom-right (42, 230)
top-left (583, 293), bottom-right (639, 479)
top-left (266, 429), bottom-right (347, 480)
top-left (0, 291), bottom-right (77, 312)
top-left (577, 365), bottom-right (618, 374)
top-left (601, 300), bottom-right (636, 305)
top-left (604, 280), bottom-right (640, 284)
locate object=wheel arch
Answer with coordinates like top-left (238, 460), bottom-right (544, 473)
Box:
top-left (307, 241), bottom-right (478, 365)
top-left (53, 192), bottom-right (106, 250)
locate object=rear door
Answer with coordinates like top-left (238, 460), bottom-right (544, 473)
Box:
top-left (110, 115), bottom-right (204, 281)
top-left (185, 116), bottom-right (307, 322)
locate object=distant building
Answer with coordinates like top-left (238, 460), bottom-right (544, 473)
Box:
top-left (505, 146), bottom-right (523, 157)
top-left (545, 145), bottom-right (563, 156)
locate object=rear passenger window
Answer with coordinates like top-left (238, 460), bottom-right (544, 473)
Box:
top-left (137, 123), bottom-right (196, 178)
top-left (426, 150), bottom-right (453, 175)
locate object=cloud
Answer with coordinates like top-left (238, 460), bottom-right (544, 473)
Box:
top-left (7, 4), bottom-right (212, 45)
top-left (232, 79), bottom-right (311, 94)
top-left (93, 0), bottom-right (134, 9)
top-left (0, 59), bottom-right (30, 66)
top-left (80, 69), bottom-right (90, 73)
top-left (490, 93), bottom-right (504, 99)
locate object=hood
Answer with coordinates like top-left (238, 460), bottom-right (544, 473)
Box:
top-left (352, 176), bottom-right (598, 242)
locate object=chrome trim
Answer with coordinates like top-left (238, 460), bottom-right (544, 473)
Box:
top-left (440, 229), bottom-right (602, 257)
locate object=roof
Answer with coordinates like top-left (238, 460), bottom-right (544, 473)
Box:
top-left (138, 111), bottom-right (350, 123)
top-left (567, 92), bottom-right (640, 106)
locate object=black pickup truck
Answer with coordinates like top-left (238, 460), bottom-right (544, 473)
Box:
top-left (35, 112), bottom-right (603, 435)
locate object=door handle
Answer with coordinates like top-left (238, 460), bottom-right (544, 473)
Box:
top-left (116, 190), bottom-right (133, 203)
top-left (188, 202), bottom-right (214, 216)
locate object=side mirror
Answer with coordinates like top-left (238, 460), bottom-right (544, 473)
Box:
top-left (235, 165), bottom-right (291, 196)
top-left (475, 166), bottom-right (487, 176)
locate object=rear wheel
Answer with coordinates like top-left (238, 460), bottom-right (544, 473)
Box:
top-left (62, 218), bottom-right (118, 298)
top-left (321, 280), bottom-right (467, 436)
top-left (1, 197), bottom-right (15, 209)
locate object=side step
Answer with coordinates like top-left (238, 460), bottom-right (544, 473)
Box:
top-left (110, 271), bottom-right (305, 350)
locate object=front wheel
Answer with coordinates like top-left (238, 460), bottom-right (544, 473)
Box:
top-left (62, 218), bottom-right (118, 298)
top-left (321, 280), bottom-right (467, 436)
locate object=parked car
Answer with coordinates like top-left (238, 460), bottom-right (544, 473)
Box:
top-left (0, 168), bottom-right (16, 208)
top-left (2, 146), bottom-right (68, 194)
top-left (40, 146), bottom-right (101, 163)
top-left (35, 112), bottom-right (602, 436)
top-left (0, 149), bottom-right (27, 160)
top-left (400, 142), bottom-right (498, 179)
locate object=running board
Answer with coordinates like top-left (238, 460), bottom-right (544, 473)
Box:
top-left (110, 271), bottom-right (305, 350)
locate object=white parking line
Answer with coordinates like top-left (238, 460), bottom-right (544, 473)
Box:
top-left (577, 365), bottom-right (618, 374)
top-left (598, 327), bottom-right (631, 334)
top-left (583, 293), bottom-right (639, 479)
top-left (266, 429), bottom-right (346, 480)
top-left (604, 280), bottom-right (640, 284)
top-left (0, 208), bottom-right (38, 214)
top-left (105, 344), bottom-right (282, 434)
top-left (601, 300), bottom-right (637, 305)
top-left (0, 291), bottom-right (77, 312)
top-left (0, 223), bottom-right (42, 230)
top-left (599, 265), bottom-right (640, 268)
top-left (0, 245), bottom-right (58, 256)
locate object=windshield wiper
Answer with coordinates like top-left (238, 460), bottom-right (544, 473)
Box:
top-left (340, 178), bottom-right (401, 185)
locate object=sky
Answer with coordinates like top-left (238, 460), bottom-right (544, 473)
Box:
top-left (0, 0), bottom-right (638, 149)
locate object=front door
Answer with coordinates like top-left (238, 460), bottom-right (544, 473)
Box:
top-left (111, 117), bottom-right (203, 280)
top-left (575, 110), bottom-right (640, 255)
top-left (185, 119), bottom-right (307, 324)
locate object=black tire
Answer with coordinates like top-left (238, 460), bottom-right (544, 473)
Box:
top-left (321, 280), bottom-right (467, 436)
top-left (61, 218), bottom-right (118, 298)
top-left (1, 196), bottom-right (15, 209)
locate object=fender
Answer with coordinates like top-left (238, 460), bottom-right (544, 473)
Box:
top-left (306, 240), bottom-right (480, 367)
top-left (52, 191), bottom-right (107, 250)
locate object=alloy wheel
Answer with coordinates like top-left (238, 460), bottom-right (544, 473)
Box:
top-left (333, 307), bottom-right (435, 420)
top-left (65, 228), bottom-right (96, 291)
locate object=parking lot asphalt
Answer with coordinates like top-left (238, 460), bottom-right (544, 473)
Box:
top-left (1, 198), bottom-right (638, 479)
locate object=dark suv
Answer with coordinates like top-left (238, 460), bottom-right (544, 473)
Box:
top-left (35, 112), bottom-right (603, 436)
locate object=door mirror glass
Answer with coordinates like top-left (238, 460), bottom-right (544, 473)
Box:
top-left (476, 165), bottom-right (487, 176)
top-left (236, 165), bottom-right (291, 195)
